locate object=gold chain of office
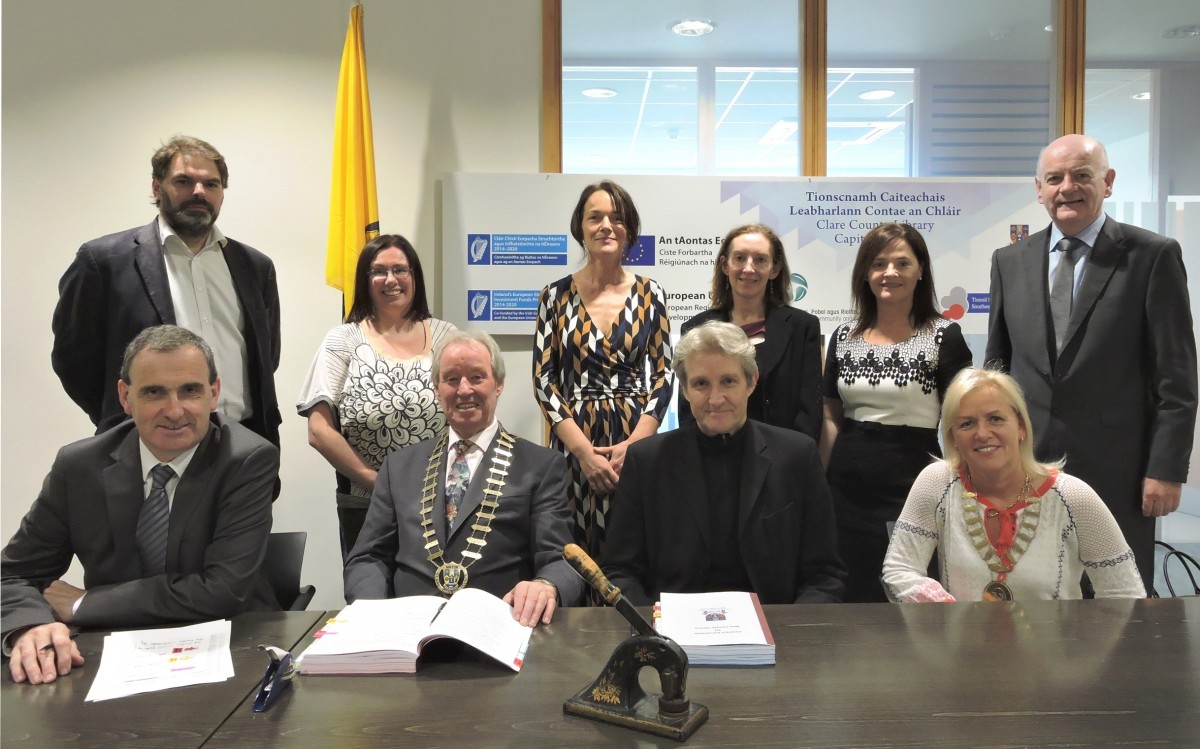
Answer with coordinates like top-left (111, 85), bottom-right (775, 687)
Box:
top-left (420, 428), bottom-right (515, 596)
top-left (961, 473), bottom-right (1040, 601)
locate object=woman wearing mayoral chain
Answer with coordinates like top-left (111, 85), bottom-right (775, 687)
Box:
top-left (882, 368), bottom-right (1145, 602)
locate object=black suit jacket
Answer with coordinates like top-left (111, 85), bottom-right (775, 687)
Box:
top-left (1, 417), bottom-right (279, 635)
top-left (986, 218), bottom-right (1197, 575)
top-left (51, 220), bottom-right (282, 445)
top-left (679, 306), bottom-right (823, 440)
top-left (344, 431), bottom-right (583, 605)
top-left (604, 421), bottom-right (846, 605)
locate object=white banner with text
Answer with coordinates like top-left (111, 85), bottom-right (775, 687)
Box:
top-left (441, 174), bottom-right (1045, 336)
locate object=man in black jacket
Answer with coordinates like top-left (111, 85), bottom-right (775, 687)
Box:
top-left (605, 321), bottom-right (846, 605)
top-left (52, 135), bottom-right (281, 446)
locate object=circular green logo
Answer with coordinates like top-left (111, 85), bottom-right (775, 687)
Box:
top-left (791, 273), bottom-right (808, 302)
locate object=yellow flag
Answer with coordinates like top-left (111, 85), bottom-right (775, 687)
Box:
top-left (326, 3), bottom-right (379, 316)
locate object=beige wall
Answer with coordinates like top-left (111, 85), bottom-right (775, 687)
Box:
top-left (1, 0), bottom-right (546, 610)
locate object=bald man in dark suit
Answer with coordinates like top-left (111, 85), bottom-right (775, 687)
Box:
top-left (986, 134), bottom-right (1197, 588)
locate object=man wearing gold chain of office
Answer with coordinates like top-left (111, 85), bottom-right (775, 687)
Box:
top-left (345, 330), bottom-right (581, 626)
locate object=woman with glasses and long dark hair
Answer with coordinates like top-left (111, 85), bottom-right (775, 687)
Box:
top-left (299, 234), bottom-right (456, 559)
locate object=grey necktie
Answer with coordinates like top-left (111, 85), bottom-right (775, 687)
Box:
top-left (1050, 237), bottom-right (1080, 352)
top-left (137, 463), bottom-right (175, 575)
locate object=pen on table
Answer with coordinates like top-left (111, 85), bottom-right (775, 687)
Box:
top-left (39, 632), bottom-right (79, 652)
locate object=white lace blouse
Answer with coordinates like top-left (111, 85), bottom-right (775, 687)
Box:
top-left (883, 462), bottom-right (1145, 601)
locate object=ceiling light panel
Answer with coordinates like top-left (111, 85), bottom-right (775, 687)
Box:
top-left (671, 19), bottom-right (714, 37)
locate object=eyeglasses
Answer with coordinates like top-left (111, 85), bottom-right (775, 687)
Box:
top-left (369, 266), bottom-right (412, 280)
top-left (727, 253), bottom-right (772, 270)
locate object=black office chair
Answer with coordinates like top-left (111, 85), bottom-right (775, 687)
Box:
top-left (1152, 541), bottom-right (1200, 598)
top-left (264, 531), bottom-right (316, 610)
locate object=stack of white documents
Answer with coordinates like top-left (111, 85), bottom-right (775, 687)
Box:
top-left (85, 619), bottom-right (234, 702)
top-left (654, 591), bottom-right (775, 666)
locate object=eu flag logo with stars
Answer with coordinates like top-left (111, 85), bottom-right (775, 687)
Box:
top-left (624, 235), bottom-right (655, 266)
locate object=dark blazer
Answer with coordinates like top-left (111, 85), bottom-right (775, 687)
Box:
top-left (679, 306), bottom-right (823, 440)
top-left (344, 431), bottom-right (583, 605)
top-left (1, 417), bottom-right (279, 635)
top-left (604, 420), bottom-right (846, 605)
top-left (986, 217), bottom-right (1197, 580)
top-left (51, 220), bottom-right (282, 445)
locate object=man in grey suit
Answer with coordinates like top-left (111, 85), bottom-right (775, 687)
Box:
top-left (52, 135), bottom-right (281, 446)
top-left (345, 330), bottom-right (581, 625)
top-left (3, 326), bottom-right (279, 684)
top-left (986, 134), bottom-right (1198, 588)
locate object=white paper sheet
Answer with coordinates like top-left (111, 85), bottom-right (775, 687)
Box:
top-left (84, 619), bottom-right (234, 702)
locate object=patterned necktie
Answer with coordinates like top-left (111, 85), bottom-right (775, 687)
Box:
top-left (136, 463), bottom-right (175, 575)
top-left (444, 440), bottom-right (473, 530)
top-left (1050, 236), bottom-right (1080, 353)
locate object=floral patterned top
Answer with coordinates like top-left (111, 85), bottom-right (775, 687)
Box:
top-left (298, 319), bottom-right (457, 497)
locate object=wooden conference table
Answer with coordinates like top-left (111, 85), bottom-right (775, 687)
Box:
top-left (1, 610), bottom-right (324, 749)
top-left (5, 599), bottom-right (1199, 747)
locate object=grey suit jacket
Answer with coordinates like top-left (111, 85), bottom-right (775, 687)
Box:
top-left (1, 416), bottom-right (279, 635)
top-left (604, 421), bottom-right (846, 605)
top-left (51, 220), bottom-right (282, 445)
top-left (985, 218), bottom-right (1197, 535)
top-left (344, 431), bottom-right (583, 605)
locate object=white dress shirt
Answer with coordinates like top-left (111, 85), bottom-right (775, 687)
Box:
top-left (444, 419), bottom-right (500, 487)
top-left (159, 216), bottom-right (252, 423)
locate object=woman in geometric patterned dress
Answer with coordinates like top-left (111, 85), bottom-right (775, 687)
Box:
top-left (533, 181), bottom-right (674, 567)
top-left (821, 223), bottom-right (972, 602)
top-left (299, 235), bottom-right (456, 560)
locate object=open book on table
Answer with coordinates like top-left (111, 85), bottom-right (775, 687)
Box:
top-left (654, 591), bottom-right (776, 666)
top-left (298, 587), bottom-right (532, 674)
